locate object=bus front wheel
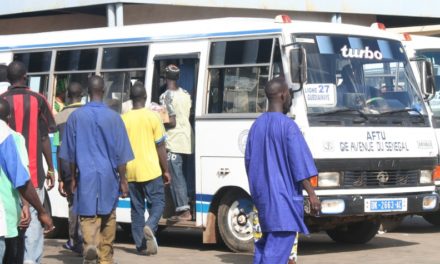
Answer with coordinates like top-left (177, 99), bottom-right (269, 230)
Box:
top-left (326, 220), bottom-right (379, 244)
top-left (217, 190), bottom-right (254, 253)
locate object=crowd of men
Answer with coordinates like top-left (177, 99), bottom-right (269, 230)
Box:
top-left (0, 61), bottom-right (194, 264)
top-left (0, 58), bottom-right (320, 264)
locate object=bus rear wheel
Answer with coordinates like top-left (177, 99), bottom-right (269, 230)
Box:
top-left (326, 220), bottom-right (379, 244)
top-left (423, 211), bottom-right (440, 226)
top-left (217, 190), bottom-right (254, 252)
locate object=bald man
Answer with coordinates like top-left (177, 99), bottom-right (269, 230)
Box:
top-left (122, 82), bottom-right (170, 255)
top-left (245, 78), bottom-right (321, 264)
top-left (59, 76), bottom-right (134, 264)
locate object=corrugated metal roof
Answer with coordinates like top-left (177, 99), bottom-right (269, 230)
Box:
top-left (2, 0), bottom-right (440, 18)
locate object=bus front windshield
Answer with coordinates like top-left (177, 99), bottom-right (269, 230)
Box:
top-left (416, 49), bottom-right (440, 117)
top-left (294, 34), bottom-right (426, 116)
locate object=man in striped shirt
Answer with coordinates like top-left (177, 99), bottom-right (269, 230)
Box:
top-left (1, 61), bottom-right (57, 264)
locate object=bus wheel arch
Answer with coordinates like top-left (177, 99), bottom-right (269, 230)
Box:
top-left (207, 187), bottom-right (254, 252)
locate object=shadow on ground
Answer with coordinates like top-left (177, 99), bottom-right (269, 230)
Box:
top-left (391, 216), bottom-right (440, 234)
top-left (299, 233), bottom-right (417, 256)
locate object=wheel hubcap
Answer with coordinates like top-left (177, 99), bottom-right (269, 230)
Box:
top-left (227, 198), bottom-right (253, 241)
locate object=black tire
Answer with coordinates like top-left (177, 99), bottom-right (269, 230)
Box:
top-left (326, 220), bottom-right (380, 244)
top-left (423, 211), bottom-right (440, 226)
top-left (217, 190), bottom-right (254, 253)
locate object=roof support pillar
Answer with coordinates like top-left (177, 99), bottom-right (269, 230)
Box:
top-left (107, 4), bottom-right (116, 27)
top-left (331, 13), bottom-right (342, 23)
top-left (115, 3), bottom-right (124, 27)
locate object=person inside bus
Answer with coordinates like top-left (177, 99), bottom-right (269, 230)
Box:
top-left (0, 98), bottom-right (54, 263)
top-left (1, 61), bottom-right (57, 264)
top-left (122, 82), bottom-right (170, 255)
top-left (54, 82), bottom-right (84, 254)
top-left (59, 76), bottom-right (133, 264)
top-left (336, 64), bottom-right (358, 106)
top-left (53, 84), bottom-right (66, 114)
top-left (160, 64), bottom-right (194, 221)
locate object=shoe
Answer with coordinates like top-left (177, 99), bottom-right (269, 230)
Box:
top-left (83, 246), bottom-right (97, 262)
top-left (62, 240), bottom-right (74, 251)
top-left (136, 249), bottom-right (147, 255)
top-left (143, 226), bottom-right (158, 255)
top-left (72, 244), bottom-right (83, 255)
top-left (168, 210), bottom-right (192, 222)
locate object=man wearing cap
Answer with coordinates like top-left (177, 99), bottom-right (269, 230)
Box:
top-left (160, 64), bottom-right (194, 221)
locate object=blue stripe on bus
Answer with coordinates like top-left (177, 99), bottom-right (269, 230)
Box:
top-left (0, 28), bottom-right (281, 51)
top-left (195, 194), bottom-right (213, 203)
top-left (118, 199), bottom-right (131, 209)
top-left (196, 202), bottom-right (210, 213)
top-left (117, 195), bottom-right (212, 213)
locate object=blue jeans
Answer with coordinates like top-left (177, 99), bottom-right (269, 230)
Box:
top-left (129, 177), bottom-right (165, 251)
top-left (168, 152), bottom-right (190, 212)
top-left (24, 188), bottom-right (44, 264)
top-left (0, 237), bottom-right (5, 261)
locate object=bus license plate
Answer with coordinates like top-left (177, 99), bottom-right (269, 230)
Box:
top-left (364, 198), bottom-right (407, 213)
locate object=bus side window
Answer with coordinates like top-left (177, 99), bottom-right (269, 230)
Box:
top-left (101, 46), bottom-right (148, 113)
top-left (207, 38), bottom-right (275, 114)
top-left (14, 51), bottom-right (52, 97)
top-left (53, 48), bottom-right (98, 111)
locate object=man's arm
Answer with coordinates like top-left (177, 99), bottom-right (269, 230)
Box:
top-left (17, 180), bottom-right (54, 233)
top-left (18, 196), bottom-right (31, 229)
top-left (42, 135), bottom-right (55, 190)
top-left (117, 164), bottom-right (129, 198)
top-left (302, 178), bottom-right (321, 216)
top-left (156, 141), bottom-right (171, 184)
top-left (57, 146), bottom-right (67, 197)
top-left (69, 162), bottom-right (77, 195)
top-left (164, 115), bottom-right (176, 129)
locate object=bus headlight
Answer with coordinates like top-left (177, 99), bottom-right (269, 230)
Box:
top-left (318, 172), bottom-right (340, 187)
top-left (420, 170), bottom-right (433, 184)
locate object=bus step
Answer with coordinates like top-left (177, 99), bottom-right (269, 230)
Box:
top-left (159, 218), bottom-right (196, 228)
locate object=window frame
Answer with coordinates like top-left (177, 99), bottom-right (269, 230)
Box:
top-left (204, 36), bottom-right (282, 116)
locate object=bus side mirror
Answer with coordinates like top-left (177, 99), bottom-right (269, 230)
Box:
top-left (290, 47), bottom-right (307, 85)
top-left (417, 60), bottom-right (436, 99)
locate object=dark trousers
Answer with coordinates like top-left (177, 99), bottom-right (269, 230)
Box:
top-left (4, 229), bottom-right (25, 264)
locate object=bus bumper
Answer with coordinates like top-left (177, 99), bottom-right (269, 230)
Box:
top-left (312, 192), bottom-right (439, 216)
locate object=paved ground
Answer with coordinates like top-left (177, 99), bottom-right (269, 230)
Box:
top-left (43, 216), bottom-right (440, 264)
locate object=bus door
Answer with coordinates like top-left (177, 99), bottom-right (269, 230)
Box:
top-left (147, 41), bottom-right (207, 225)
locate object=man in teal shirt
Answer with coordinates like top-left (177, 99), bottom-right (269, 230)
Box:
top-left (0, 98), bottom-right (54, 261)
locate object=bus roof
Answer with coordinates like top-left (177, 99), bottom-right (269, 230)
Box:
top-left (0, 17), bottom-right (402, 52)
top-left (405, 35), bottom-right (440, 50)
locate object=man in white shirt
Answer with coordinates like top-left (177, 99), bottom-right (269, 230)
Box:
top-left (160, 65), bottom-right (194, 221)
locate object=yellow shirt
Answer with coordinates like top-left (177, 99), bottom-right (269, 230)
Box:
top-left (122, 108), bottom-right (166, 182)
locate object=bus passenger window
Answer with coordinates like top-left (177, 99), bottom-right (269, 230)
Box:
top-left (53, 48), bottom-right (99, 112)
top-left (14, 51), bottom-right (52, 97)
top-left (208, 38), bottom-right (278, 114)
top-left (101, 46), bottom-right (148, 113)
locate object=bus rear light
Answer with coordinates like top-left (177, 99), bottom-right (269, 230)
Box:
top-left (275, 15), bottom-right (292, 23)
top-left (432, 166), bottom-right (440, 181)
top-left (310, 176), bottom-right (318, 187)
top-left (371, 22), bottom-right (386, 30)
